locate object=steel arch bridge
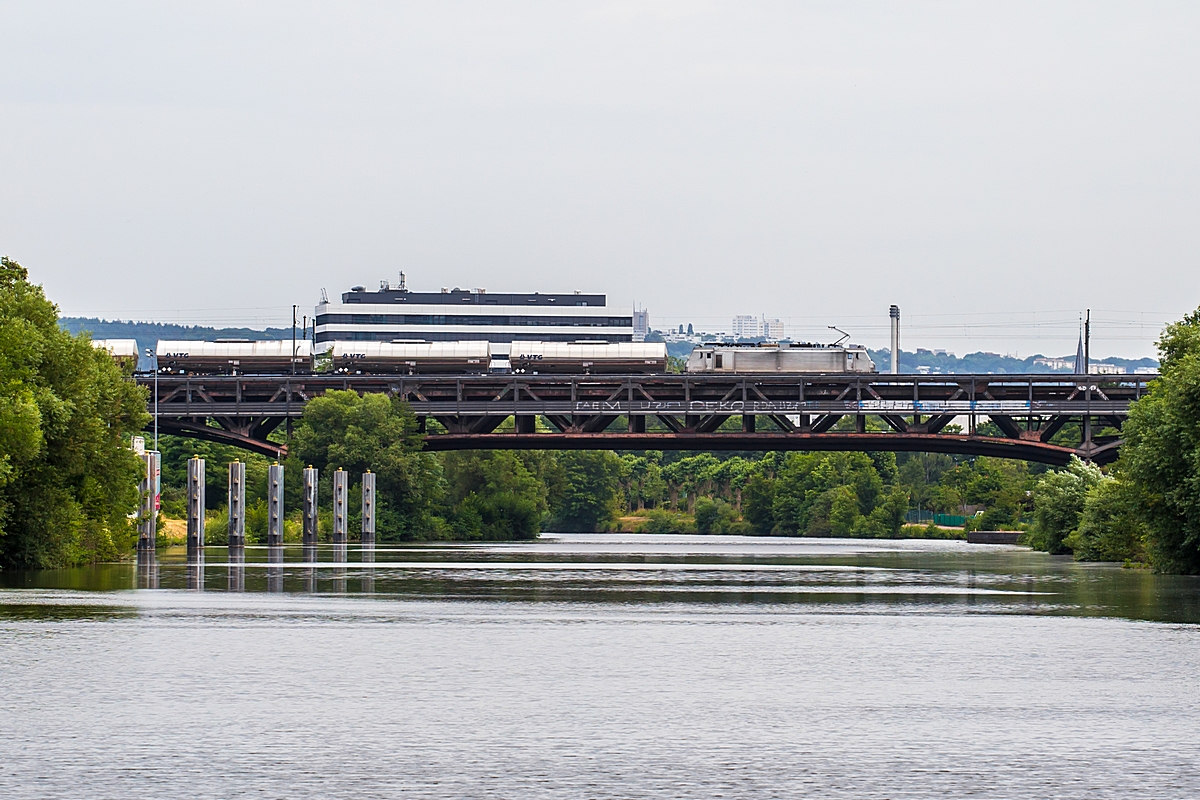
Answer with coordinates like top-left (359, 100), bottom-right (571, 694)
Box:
top-left (135, 372), bottom-right (1152, 465)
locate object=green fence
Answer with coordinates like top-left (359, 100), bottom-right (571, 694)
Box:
top-left (904, 511), bottom-right (968, 527)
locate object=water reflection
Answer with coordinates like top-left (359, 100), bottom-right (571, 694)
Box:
top-left (361, 543), bottom-right (375, 594)
top-left (227, 547), bottom-right (245, 593)
top-left (331, 544), bottom-right (348, 593)
top-left (136, 552), bottom-right (158, 590)
top-left (267, 545), bottom-right (283, 593)
top-left (303, 544), bottom-right (318, 593)
top-left (5, 536), bottom-right (1200, 624)
top-left (186, 550), bottom-right (204, 591)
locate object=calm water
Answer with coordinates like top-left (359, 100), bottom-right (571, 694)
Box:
top-left (3, 534), bottom-right (1200, 798)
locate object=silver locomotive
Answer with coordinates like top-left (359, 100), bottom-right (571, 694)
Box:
top-left (686, 342), bottom-right (876, 374)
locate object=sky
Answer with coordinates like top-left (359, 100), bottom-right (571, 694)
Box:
top-left (1, 1), bottom-right (1197, 358)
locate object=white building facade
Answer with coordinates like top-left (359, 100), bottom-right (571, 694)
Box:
top-left (731, 315), bottom-right (760, 339)
top-left (314, 282), bottom-right (633, 357)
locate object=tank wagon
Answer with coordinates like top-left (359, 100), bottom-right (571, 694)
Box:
top-left (509, 340), bottom-right (667, 374)
top-left (325, 341), bottom-right (490, 374)
top-left (687, 342), bottom-right (876, 374)
top-left (156, 340), bottom-right (312, 375)
top-left (147, 338), bottom-right (872, 375)
top-left (91, 339), bottom-right (139, 367)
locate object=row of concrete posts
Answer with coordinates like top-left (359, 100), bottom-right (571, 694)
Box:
top-left (137, 454), bottom-right (377, 556)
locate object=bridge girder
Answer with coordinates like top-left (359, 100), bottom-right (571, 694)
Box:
top-left (138, 372), bottom-right (1150, 466)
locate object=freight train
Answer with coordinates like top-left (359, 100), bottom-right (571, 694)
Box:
top-left (150, 339), bottom-right (875, 376)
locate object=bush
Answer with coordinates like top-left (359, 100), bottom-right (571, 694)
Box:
top-left (1030, 457), bottom-right (1105, 554)
top-left (638, 509), bottom-right (696, 534)
top-left (1065, 478), bottom-right (1148, 563)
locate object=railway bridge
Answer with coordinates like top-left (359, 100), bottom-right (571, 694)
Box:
top-left (135, 372), bottom-right (1153, 465)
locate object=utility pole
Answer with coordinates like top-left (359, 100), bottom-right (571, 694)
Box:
top-left (292, 304), bottom-right (298, 376)
top-left (288, 305), bottom-right (297, 440)
top-left (145, 347), bottom-right (158, 451)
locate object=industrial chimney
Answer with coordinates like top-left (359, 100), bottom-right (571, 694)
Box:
top-left (889, 305), bottom-right (900, 374)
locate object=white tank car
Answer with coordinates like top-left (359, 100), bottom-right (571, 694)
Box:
top-left (324, 340), bottom-right (490, 374)
top-left (156, 340), bottom-right (313, 375)
top-left (687, 343), bottom-right (876, 373)
top-left (510, 340), bottom-right (668, 374)
top-left (91, 339), bottom-right (139, 366)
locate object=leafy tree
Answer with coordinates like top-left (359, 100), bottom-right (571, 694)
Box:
top-left (443, 451), bottom-right (546, 540)
top-left (741, 472), bottom-right (776, 532)
top-left (694, 496), bottom-right (748, 534)
top-left (290, 390), bottom-right (445, 540)
top-left (1065, 478), bottom-right (1148, 563)
top-left (0, 257), bottom-right (150, 568)
top-left (1120, 307), bottom-right (1200, 572)
top-left (550, 451), bottom-right (622, 532)
top-left (1030, 456), bottom-right (1105, 554)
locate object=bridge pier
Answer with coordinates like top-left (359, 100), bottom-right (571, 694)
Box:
top-left (228, 460), bottom-right (245, 551)
top-left (267, 463), bottom-right (284, 547)
top-left (332, 469), bottom-right (348, 545)
top-left (186, 456), bottom-right (205, 557)
top-left (361, 471), bottom-right (376, 547)
top-left (137, 451), bottom-right (159, 560)
top-left (303, 466), bottom-right (319, 546)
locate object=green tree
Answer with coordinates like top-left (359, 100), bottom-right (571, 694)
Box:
top-left (1030, 456), bottom-right (1105, 554)
top-left (1065, 478), bottom-right (1148, 563)
top-left (0, 257), bottom-right (150, 568)
top-left (290, 390), bottom-right (445, 540)
top-left (741, 471), bottom-right (776, 533)
top-left (443, 451), bottom-right (547, 539)
top-left (1120, 307), bottom-right (1200, 572)
top-left (550, 450), bottom-right (622, 532)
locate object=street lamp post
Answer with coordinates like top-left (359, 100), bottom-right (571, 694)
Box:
top-left (145, 347), bottom-right (158, 451)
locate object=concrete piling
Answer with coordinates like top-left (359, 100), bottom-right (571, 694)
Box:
top-left (332, 468), bottom-right (348, 545)
top-left (228, 460), bottom-right (246, 550)
top-left (361, 471), bottom-right (376, 546)
top-left (303, 466), bottom-right (319, 546)
top-left (186, 456), bottom-right (205, 555)
top-left (137, 451), bottom-right (159, 557)
top-left (267, 462), bottom-right (284, 546)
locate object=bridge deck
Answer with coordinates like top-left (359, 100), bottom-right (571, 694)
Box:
top-left (136, 372), bottom-right (1154, 465)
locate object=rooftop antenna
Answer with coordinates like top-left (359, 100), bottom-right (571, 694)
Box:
top-left (827, 325), bottom-right (851, 347)
top-left (398, 271), bottom-right (406, 291)
top-left (320, 287), bottom-right (329, 303)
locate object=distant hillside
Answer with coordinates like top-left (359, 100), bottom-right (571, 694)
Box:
top-left (867, 348), bottom-right (1158, 375)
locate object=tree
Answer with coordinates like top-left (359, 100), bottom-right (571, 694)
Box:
top-left (0, 257), bottom-right (150, 568)
top-left (550, 451), bottom-right (622, 532)
top-left (1120, 307), bottom-right (1200, 572)
top-left (1066, 478), bottom-right (1148, 563)
top-left (290, 390), bottom-right (445, 540)
top-left (1030, 456), bottom-right (1105, 554)
top-left (443, 451), bottom-right (546, 540)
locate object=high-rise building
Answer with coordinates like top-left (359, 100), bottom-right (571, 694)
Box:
top-left (762, 318), bottom-right (785, 340)
top-left (732, 315), bottom-right (760, 339)
top-left (632, 307), bottom-right (650, 342)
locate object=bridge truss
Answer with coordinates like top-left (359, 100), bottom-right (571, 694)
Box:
top-left (136, 372), bottom-right (1152, 465)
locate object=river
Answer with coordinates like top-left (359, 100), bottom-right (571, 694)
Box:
top-left (2, 534), bottom-right (1199, 798)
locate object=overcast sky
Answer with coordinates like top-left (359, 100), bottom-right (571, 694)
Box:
top-left (2, 1), bottom-right (1197, 357)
